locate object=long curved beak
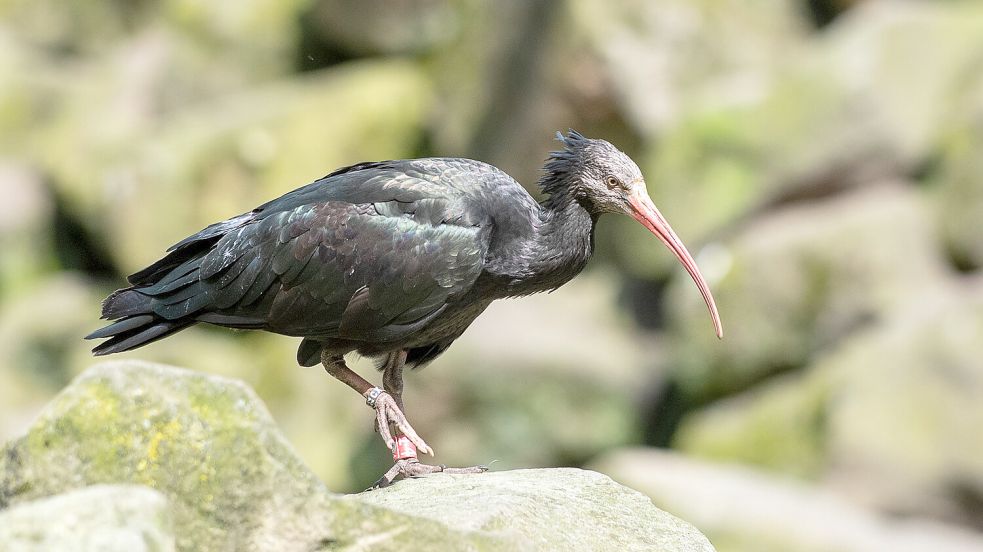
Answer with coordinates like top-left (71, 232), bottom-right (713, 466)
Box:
top-left (627, 189), bottom-right (723, 339)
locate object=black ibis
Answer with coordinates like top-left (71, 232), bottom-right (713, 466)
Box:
top-left (87, 130), bottom-right (722, 487)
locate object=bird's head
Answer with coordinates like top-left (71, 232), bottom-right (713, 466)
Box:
top-left (542, 130), bottom-right (723, 339)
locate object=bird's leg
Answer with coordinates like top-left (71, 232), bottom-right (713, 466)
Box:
top-left (320, 351), bottom-right (430, 455)
top-left (320, 352), bottom-right (374, 395)
top-left (367, 350), bottom-right (489, 490)
top-left (372, 350), bottom-right (431, 455)
top-left (381, 350), bottom-right (406, 411)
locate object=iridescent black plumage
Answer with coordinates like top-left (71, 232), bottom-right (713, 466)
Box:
top-left (87, 131), bottom-right (628, 368)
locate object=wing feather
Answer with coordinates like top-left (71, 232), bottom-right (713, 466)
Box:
top-left (111, 160), bottom-right (493, 343)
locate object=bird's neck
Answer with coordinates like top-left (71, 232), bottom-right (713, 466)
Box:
top-left (493, 189), bottom-right (596, 296)
top-left (536, 194), bottom-right (596, 275)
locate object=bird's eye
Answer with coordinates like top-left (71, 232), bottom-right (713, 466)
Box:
top-left (605, 176), bottom-right (620, 189)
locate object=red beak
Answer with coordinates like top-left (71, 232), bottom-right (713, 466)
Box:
top-left (628, 190), bottom-right (723, 339)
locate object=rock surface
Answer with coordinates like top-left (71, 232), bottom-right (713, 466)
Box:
top-left (358, 468), bottom-right (714, 552)
top-left (0, 485), bottom-right (174, 552)
top-left (0, 361), bottom-right (715, 552)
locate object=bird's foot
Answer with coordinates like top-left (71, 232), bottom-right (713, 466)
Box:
top-left (364, 387), bottom-right (433, 456)
top-left (367, 456), bottom-right (489, 490)
top-left (361, 389), bottom-right (488, 490)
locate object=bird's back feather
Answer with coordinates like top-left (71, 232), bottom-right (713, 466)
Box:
top-left (87, 158), bottom-right (519, 361)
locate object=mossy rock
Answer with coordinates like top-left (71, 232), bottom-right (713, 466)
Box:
top-left (0, 361), bottom-right (439, 551)
top-left (0, 361), bottom-right (715, 551)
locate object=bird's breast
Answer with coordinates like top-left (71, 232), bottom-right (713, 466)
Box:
top-left (402, 297), bottom-right (494, 347)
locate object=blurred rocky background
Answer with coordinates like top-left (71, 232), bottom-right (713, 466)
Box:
top-left (1, 0), bottom-right (981, 550)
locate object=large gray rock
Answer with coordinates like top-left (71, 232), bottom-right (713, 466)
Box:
top-left (358, 468), bottom-right (715, 552)
top-left (0, 361), bottom-right (714, 552)
top-left (592, 449), bottom-right (983, 552)
top-left (0, 485), bottom-right (174, 552)
top-left (0, 361), bottom-right (412, 551)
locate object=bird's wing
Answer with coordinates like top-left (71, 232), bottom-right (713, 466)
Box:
top-left (130, 162), bottom-right (491, 342)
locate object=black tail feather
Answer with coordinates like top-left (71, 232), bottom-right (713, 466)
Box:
top-left (100, 289), bottom-right (152, 319)
top-left (85, 315), bottom-right (155, 339)
top-left (89, 210), bottom-right (256, 355)
top-left (89, 318), bottom-right (193, 355)
top-left (88, 283), bottom-right (195, 355)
